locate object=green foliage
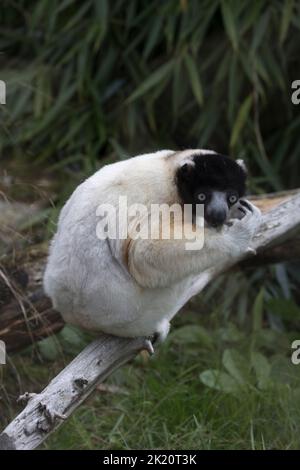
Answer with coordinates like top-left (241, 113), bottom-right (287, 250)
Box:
top-left (42, 312), bottom-right (300, 449)
top-left (1, 0), bottom-right (300, 192)
top-left (37, 325), bottom-right (89, 360)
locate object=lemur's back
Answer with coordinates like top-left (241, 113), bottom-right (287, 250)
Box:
top-left (43, 150), bottom-right (184, 337)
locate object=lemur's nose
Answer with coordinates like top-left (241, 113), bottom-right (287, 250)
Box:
top-left (207, 209), bottom-right (227, 227)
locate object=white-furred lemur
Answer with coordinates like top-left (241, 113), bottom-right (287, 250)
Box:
top-left (44, 149), bottom-right (261, 345)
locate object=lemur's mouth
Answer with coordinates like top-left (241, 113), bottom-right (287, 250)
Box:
top-left (205, 211), bottom-right (227, 229)
top-left (204, 218), bottom-right (226, 230)
top-left (209, 222), bottom-right (224, 229)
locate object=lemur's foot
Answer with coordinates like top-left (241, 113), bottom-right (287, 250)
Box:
top-left (143, 338), bottom-right (155, 355)
top-left (228, 198), bottom-right (261, 222)
top-left (151, 321), bottom-right (171, 346)
top-left (246, 247), bottom-right (257, 256)
top-left (226, 199), bottom-right (261, 234)
top-left (224, 199), bottom-right (261, 258)
top-left (143, 321), bottom-right (171, 355)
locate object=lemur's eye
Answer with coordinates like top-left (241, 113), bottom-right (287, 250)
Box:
top-left (228, 194), bottom-right (238, 205)
top-left (198, 193), bottom-right (206, 202)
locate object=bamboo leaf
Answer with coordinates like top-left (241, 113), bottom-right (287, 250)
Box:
top-left (252, 288), bottom-right (265, 332)
top-left (127, 60), bottom-right (175, 103)
top-left (143, 16), bottom-right (163, 59)
top-left (230, 94), bottom-right (252, 148)
top-left (184, 53), bottom-right (203, 106)
top-left (228, 54), bottom-right (238, 124)
top-left (251, 11), bottom-right (269, 54)
top-left (280, 0), bottom-right (294, 45)
top-left (221, 1), bottom-right (239, 51)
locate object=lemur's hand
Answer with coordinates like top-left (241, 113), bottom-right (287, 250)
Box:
top-left (225, 199), bottom-right (261, 254)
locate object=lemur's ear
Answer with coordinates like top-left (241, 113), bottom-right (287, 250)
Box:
top-left (178, 160), bottom-right (195, 179)
top-left (236, 159), bottom-right (247, 174)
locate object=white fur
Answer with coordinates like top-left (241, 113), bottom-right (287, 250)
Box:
top-left (236, 159), bottom-right (247, 172)
top-left (44, 149), bottom-right (261, 341)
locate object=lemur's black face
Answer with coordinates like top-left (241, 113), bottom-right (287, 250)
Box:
top-left (176, 153), bottom-right (247, 228)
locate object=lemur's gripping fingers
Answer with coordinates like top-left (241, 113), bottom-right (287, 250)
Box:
top-left (225, 199), bottom-right (261, 252)
top-left (239, 199), bottom-right (254, 212)
top-left (143, 338), bottom-right (155, 356)
top-left (240, 199), bottom-right (261, 222)
top-left (228, 199), bottom-right (261, 224)
top-left (228, 198), bottom-right (261, 221)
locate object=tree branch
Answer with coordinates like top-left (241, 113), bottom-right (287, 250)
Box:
top-left (0, 335), bottom-right (153, 450)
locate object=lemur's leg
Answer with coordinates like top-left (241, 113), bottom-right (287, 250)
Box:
top-left (152, 320), bottom-right (170, 345)
top-left (143, 338), bottom-right (155, 355)
top-left (143, 321), bottom-right (170, 354)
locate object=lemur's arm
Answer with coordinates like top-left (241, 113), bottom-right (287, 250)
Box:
top-left (127, 201), bottom-right (261, 289)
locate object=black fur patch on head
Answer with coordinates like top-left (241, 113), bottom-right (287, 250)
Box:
top-left (176, 152), bottom-right (247, 205)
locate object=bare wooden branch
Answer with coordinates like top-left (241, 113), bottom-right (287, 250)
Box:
top-left (250, 191), bottom-right (300, 251)
top-left (1, 190), bottom-right (300, 450)
top-left (241, 191), bottom-right (300, 267)
top-left (0, 335), bottom-right (153, 450)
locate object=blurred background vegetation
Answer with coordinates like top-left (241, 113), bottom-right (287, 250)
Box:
top-left (1, 0), bottom-right (300, 450)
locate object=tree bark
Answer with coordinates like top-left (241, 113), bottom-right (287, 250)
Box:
top-left (0, 189), bottom-right (300, 449)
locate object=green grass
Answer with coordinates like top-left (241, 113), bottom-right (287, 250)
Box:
top-left (44, 325), bottom-right (300, 450)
